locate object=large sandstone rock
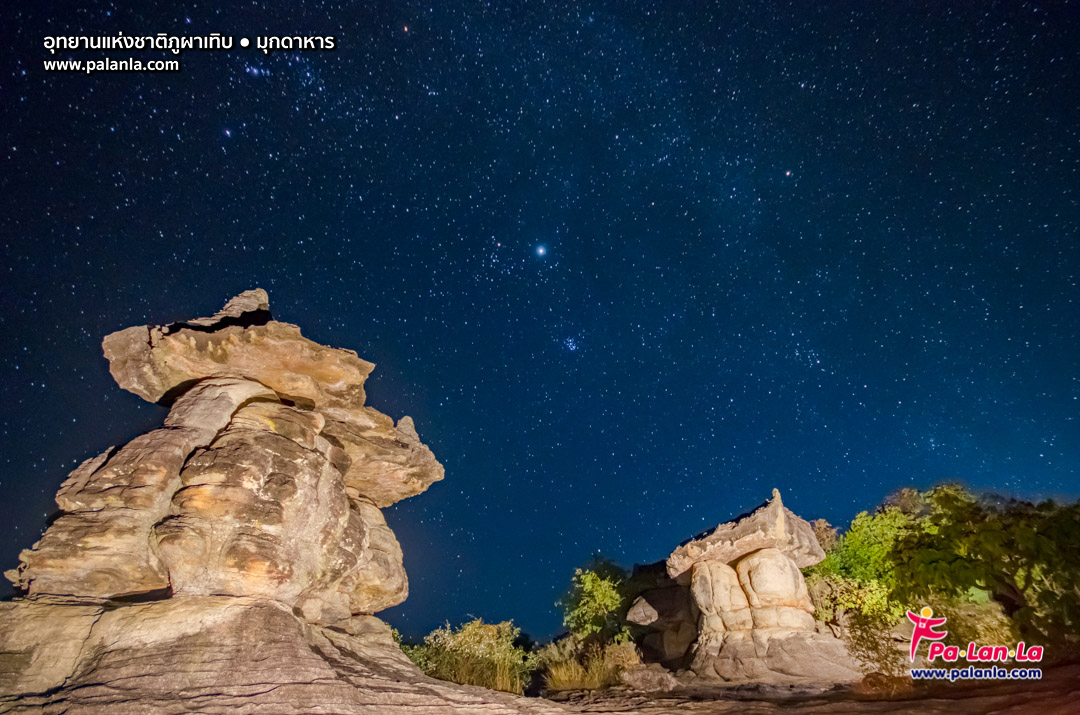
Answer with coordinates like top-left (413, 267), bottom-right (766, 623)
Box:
top-left (0, 291), bottom-right (558, 714)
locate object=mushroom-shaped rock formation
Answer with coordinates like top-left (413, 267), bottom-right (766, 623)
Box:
top-left (0, 291), bottom-right (563, 715)
top-left (630, 490), bottom-right (862, 683)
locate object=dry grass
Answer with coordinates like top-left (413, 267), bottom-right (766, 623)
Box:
top-left (543, 642), bottom-right (641, 692)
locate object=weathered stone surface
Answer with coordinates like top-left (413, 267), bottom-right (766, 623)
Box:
top-left (7, 377), bottom-right (275, 599)
top-left (0, 597), bottom-right (567, 714)
top-left (0, 598), bottom-right (103, 697)
top-left (323, 413), bottom-right (445, 508)
top-left (667, 489), bottom-right (825, 578)
top-left (550, 663), bottom-right (1080, 714)
top-left (346, 497), bottom-right (408, 613)
top-left (690, 630), bottom-right (862, 684)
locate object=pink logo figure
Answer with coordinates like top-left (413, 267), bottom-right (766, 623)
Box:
top-left (907, 606), bottom-right (948, 661)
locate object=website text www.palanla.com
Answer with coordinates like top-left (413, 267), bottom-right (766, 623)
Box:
top-left (910, 666), bottom-right (1043, 682)
top-left (44, 57), bottom-right (180, 74)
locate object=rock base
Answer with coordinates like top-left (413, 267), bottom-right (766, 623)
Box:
top-left (0, 596), bottom-right (563, 714)
top-left (690, 629), bottom-right (862, 683)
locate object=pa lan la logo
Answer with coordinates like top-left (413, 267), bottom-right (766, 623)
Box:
top-left (907, 606), bottom-right (1043, 663)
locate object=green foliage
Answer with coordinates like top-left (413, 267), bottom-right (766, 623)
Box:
top-left (890, 484), bottom-right (1080, 643)
top-left (807, 573), bottom-right (904, 625)
top-left (806, 505), bottom-right (917, 626)
top-left (401, 619), bottom-right (537, 694)
top-left (813, 506), bottom-right (920, 588)
top-left (557, 557), bottom-right (631, 645)
top-left (806, 494), bottom-right (931, 673)
top-left (807, 483), bottom-right (1080, 670)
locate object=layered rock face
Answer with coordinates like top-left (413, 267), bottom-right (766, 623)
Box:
top-left (0, 291), bottom-right (560, 715)
top-left (628, 490), bottom-right (861, 683)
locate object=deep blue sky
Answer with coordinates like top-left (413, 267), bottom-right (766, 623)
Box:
top-left (2, 1), bottom-right (1078, 639)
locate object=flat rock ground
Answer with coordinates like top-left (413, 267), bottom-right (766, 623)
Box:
top-left (548, 662), bottom-right (1080, 715)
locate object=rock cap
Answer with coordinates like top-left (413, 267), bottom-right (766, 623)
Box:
top-left (666, 489), bottom-right (825, 578)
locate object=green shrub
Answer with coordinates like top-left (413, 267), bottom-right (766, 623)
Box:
top-left (805, 505), bottom-right (915, 632)
top-left (557, 557), bottom-right (631, 645)
top-left (401, 619), bottom-right (537, 694)
top-left (808, 484), bottom-right (1080, 671)
top-left (806, 495), bottom-right (931, 673)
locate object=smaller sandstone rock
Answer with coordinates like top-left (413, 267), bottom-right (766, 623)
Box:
top-left (619, 663), bottom-right (679, 692)
top-left (180, 288), bottom-right (271, 328)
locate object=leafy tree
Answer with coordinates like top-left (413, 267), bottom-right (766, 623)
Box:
top-left (557, 556), bottom-right (630, 645)
top-left (890, 484), bottom-right (1080, 642)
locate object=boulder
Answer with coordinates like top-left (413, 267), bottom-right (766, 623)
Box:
top-left (619, 663), bottom-right (679, 692)
top-left (735, 548), bottom-right (816, 631)
top-left (691, 560), bottom-right (753, 634)
top-left (627, 569), bottom-right (701, 666)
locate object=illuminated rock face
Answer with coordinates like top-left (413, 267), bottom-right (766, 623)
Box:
top-left (629, 491), bottom-right (862, 683)
top-left (0, 292), bottom-right (561, 714)
top-left (6, 290), bottom-right (441, 616)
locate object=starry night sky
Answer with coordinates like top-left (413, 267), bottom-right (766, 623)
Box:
top-left (2, 2), bottom-right (1079, 639)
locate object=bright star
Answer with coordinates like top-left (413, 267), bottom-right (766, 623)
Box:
top-left (536, 245), bottom-right (547, 256)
